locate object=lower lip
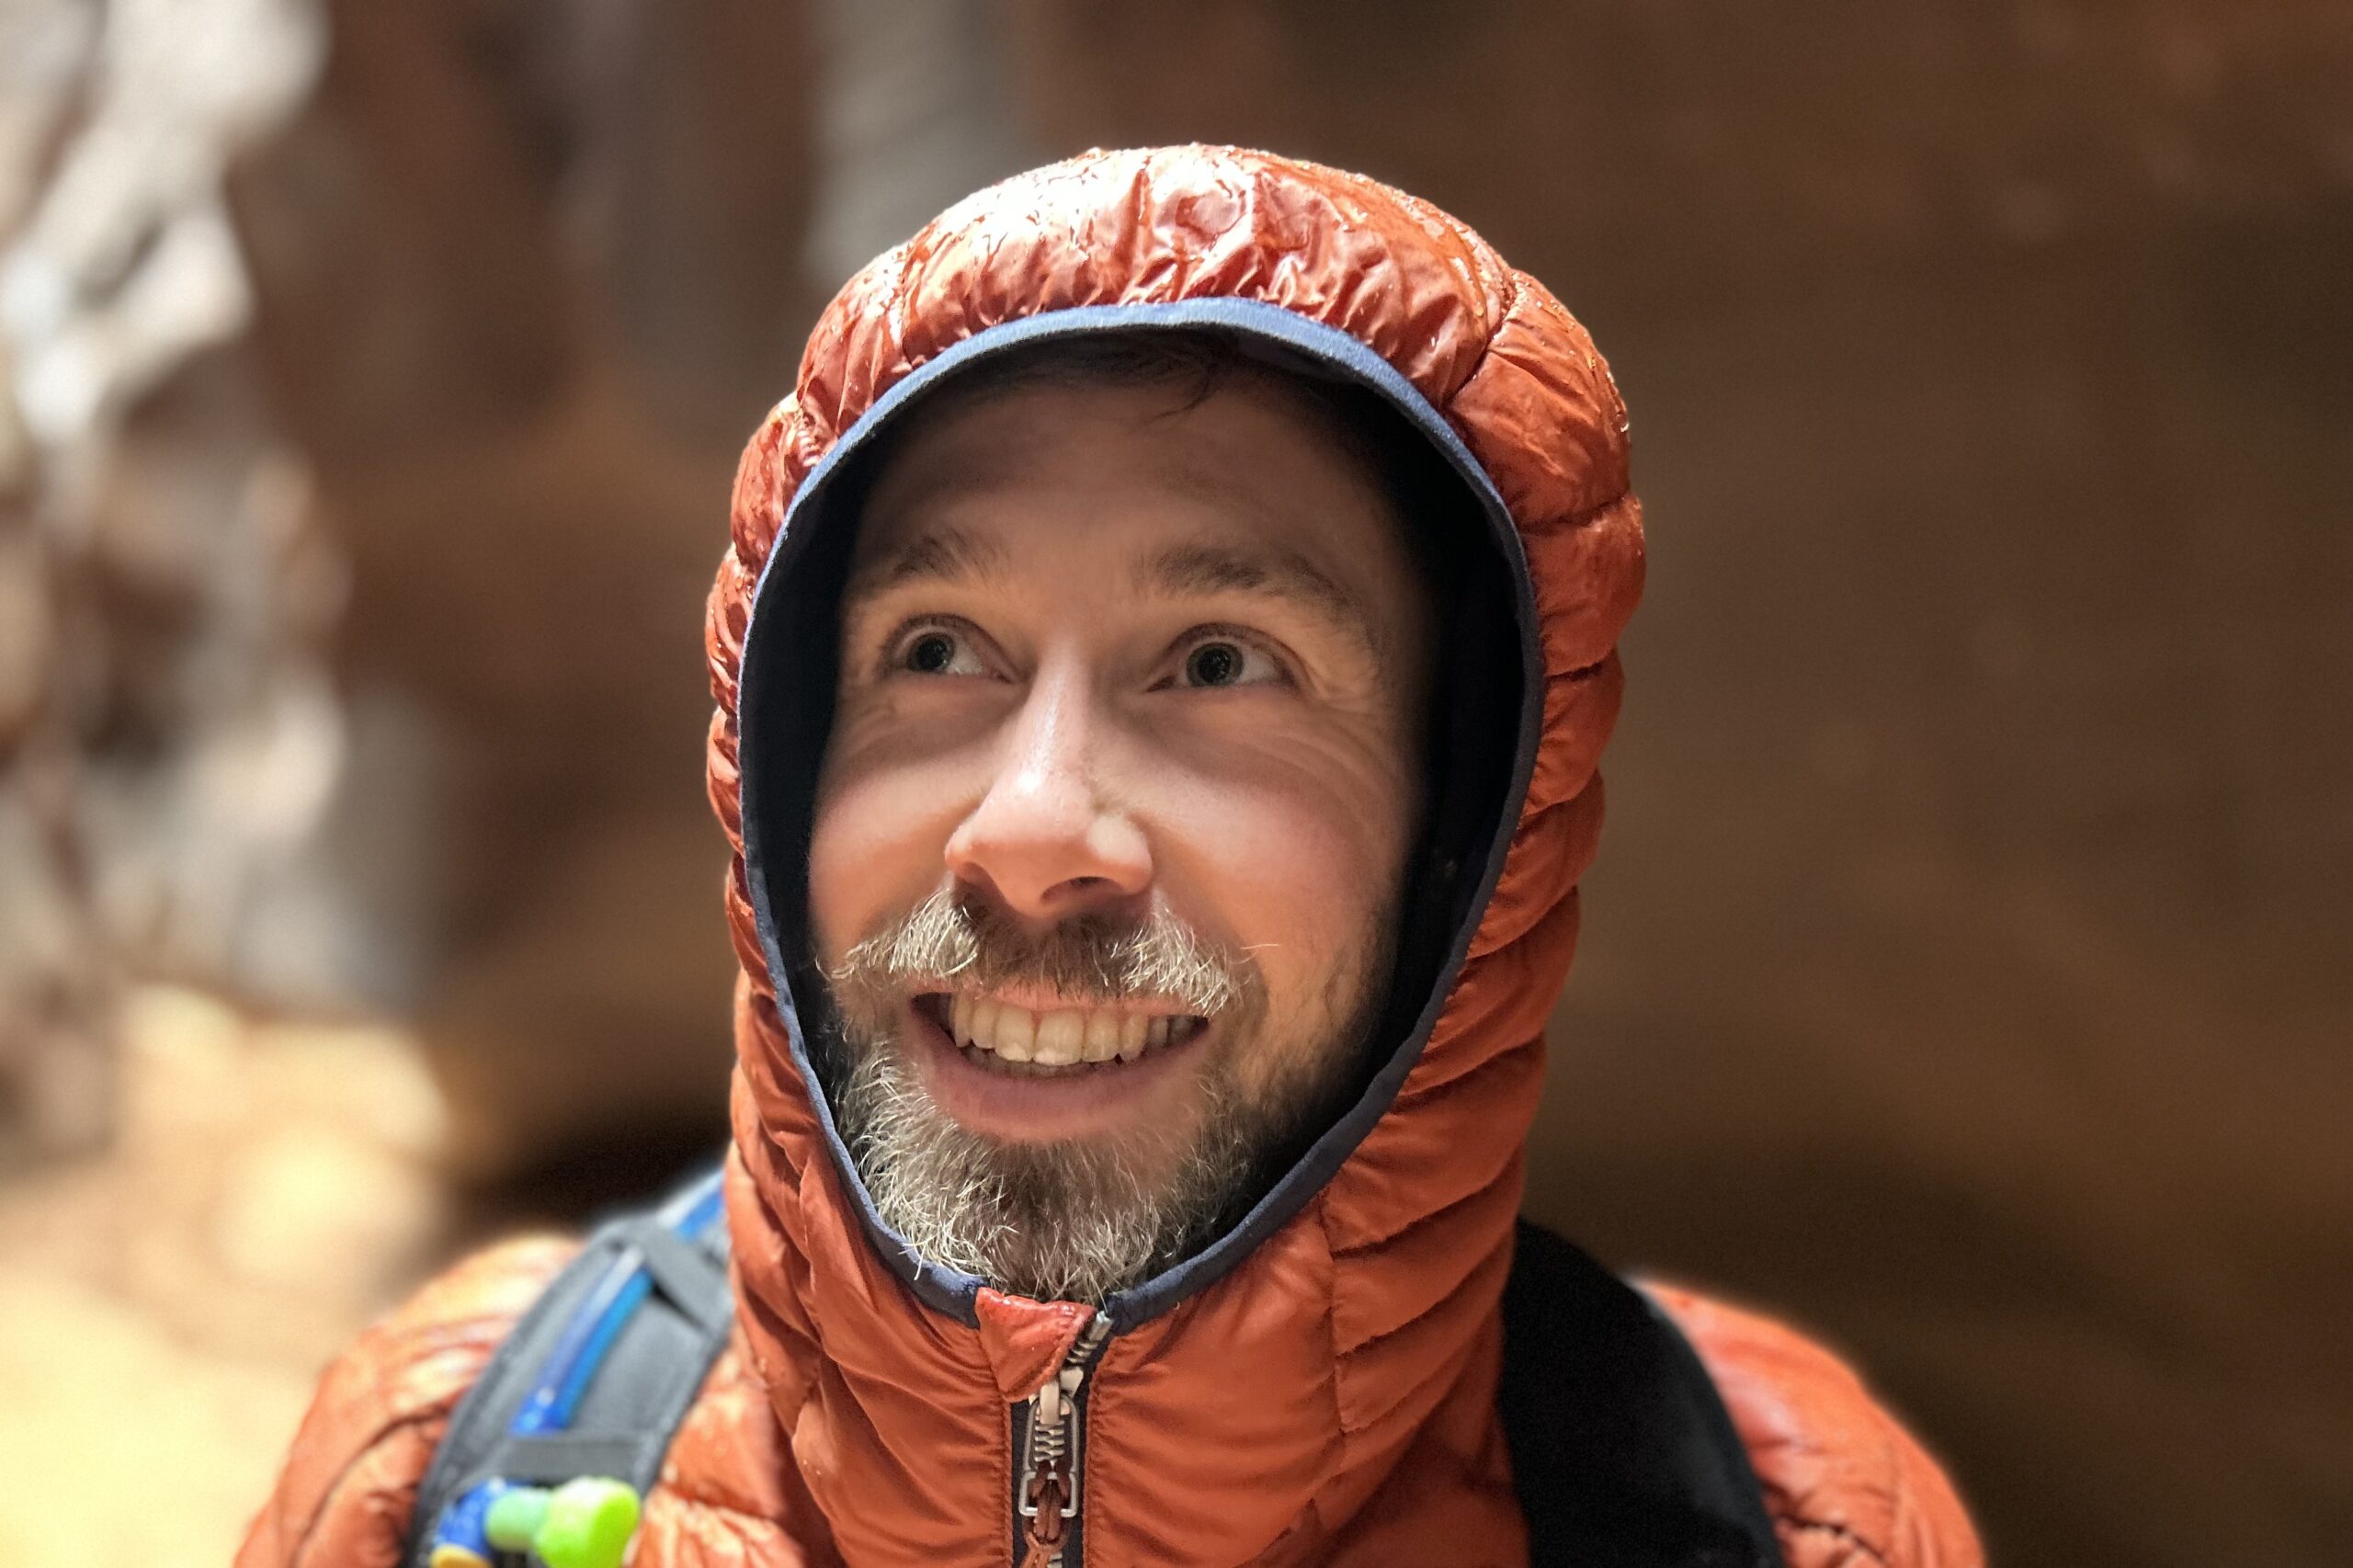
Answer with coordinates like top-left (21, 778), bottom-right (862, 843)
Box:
top-left (904, 999), bottom-right (1209, 1142)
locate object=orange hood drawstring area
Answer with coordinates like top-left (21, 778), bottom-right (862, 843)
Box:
top-left (238, 147), bottom-right (1982, 1568)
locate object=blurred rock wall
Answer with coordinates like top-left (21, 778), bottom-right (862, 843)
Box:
top-left (1, 0), bottom-right (834, 1176)
top-left (0, 0), bottom-right (329, 1164)
top-left (222, 0), bottom-right (819, 1171)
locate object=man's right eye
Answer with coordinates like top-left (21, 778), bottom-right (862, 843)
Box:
top-left (891, 623), bottom-right (986, 676)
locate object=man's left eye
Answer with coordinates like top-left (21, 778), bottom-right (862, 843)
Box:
top-left (1179, 637), bottom-right (1281, 688)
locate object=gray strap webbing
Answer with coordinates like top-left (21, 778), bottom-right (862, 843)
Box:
top-left (629, 1221), bottom-right (731, 1332)
top-left (405, 1168), bottom-right (733, 1567)
top-left (482, 1432), bottom-right (662, 1487)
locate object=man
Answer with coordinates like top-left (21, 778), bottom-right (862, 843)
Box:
top-left (241, 147), bottom-right (1981, 1567)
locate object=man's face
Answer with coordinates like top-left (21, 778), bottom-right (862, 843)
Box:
top-left (807, 369), bottom-right (1435, 1300)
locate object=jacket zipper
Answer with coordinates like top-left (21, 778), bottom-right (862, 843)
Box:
top-left (1013, 1315), bottom-right (1112, 1568)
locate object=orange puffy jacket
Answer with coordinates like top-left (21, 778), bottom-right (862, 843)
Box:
top-left (238, 146), bottom-right (1982, 1568)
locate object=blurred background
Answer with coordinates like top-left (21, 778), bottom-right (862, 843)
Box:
top-left (0, 2), bottom-right (2347, 1564)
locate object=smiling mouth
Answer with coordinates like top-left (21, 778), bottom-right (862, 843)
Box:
top-left (914, 991), bottom-right (1208, 1078)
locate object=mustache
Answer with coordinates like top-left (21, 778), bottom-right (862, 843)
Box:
top-left (827, 886), bottom-right (1261, 1020)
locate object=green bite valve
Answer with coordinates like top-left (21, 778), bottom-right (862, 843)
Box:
top-left (476, 1477), bottom-right (642, 1568)
top-left (482, 1485), bottom-right (551, 1553)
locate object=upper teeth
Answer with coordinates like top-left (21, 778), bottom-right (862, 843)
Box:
top-left (949, 995), bottom-right (1180, 1065)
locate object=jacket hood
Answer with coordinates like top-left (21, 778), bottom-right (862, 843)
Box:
top-left (707, 146), bottom-right (1640, 1562)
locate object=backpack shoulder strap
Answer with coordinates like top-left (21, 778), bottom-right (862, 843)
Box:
top-left (1498, 1219), bottom-right (1785, 1568)
top-left (408, 1165), bottom-right (733, 1568)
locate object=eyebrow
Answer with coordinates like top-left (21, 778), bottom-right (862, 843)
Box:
top-left (1139, 541), bottom-right (1382, 662)
top-left (847, 524), bottom-right (1011, 599)
top-left (847, 526), bottom-right (1387, 666)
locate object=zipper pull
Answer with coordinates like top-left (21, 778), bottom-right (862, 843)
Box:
top-left (1016, 1318), bottom-right (1110, 1568)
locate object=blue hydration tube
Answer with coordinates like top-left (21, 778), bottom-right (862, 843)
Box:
top-left (426, 1172), bottom-right (727, 1567)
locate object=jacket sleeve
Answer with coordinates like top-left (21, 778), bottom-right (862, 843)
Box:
top-left (1648, 1286), bottom-right (1984, 1568)
top-left (234, 1234), bottom-right (579, 1568)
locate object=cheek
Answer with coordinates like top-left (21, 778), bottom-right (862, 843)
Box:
top-left (1176, 795), bottom-right (1381, 925)
top-left (807, 759), bottom-right (962, 965)
top-left (1147, 733), bottom-right (1413, 1007)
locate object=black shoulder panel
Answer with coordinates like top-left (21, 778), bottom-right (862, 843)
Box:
top-left (1498, 1220), bottom-right (1784, 1568)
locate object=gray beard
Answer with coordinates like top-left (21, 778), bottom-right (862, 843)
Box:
top-left (826, 1028), bottom-right (1263, 1302)
top-left (812, 886), bottom-right (1391, 1303)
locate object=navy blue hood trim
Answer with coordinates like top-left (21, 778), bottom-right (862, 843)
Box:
top-left (734, 298), bottom-right (1544, 1331)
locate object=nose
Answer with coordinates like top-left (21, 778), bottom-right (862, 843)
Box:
top-left (944, 659), bottom-right (1152, 923)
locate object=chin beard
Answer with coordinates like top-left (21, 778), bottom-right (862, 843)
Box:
top-left (810, 885), bottom-right (1389, 1303)
top-left (825, 1034), bottom-right (1262, 1303)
